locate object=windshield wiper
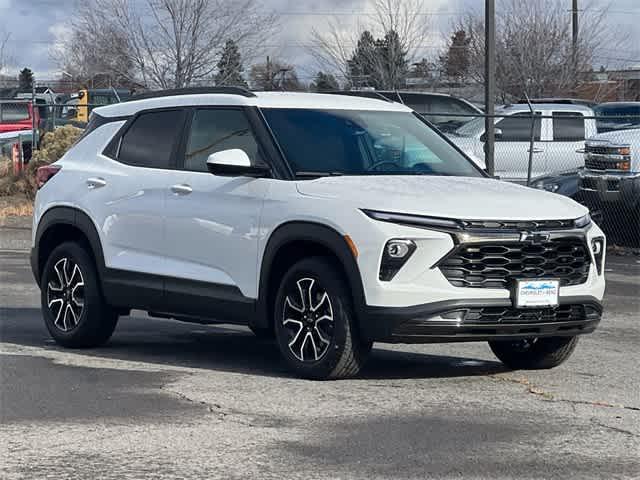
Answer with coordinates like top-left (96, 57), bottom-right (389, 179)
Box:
top-left (295, 171), bottom-right (344, 179)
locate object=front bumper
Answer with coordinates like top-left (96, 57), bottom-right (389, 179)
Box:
top-left (360, 296), bottom-right (602, 343)
top-left (579, 170), bottom-right (640, 209)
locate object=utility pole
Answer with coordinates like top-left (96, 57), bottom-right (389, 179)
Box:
top-left (572, 0), bottom-right (579, 68)
top-left (484, 0), bottom-right (495, 176)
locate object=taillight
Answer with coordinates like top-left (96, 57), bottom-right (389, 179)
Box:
top-left (36, 165), bottom-right (61, 189)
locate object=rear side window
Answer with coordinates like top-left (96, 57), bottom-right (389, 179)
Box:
top-left (495, 112), bottom-right (541, 141)
top-left (118, 110), bottom-right (185, 169)
top-left (0, 103), bottom-right (30, 122)
top-left (183, 109), bottom-right (262, 172)
top-left (553, 112), bottom-right (585, 141)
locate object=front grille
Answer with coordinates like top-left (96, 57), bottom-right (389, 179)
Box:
top-left (585, 156), bottom-right (624, 170)
top-left (461, 219), bottom-right (574, 230)
top-left (581, 177), bottom-right (598, 190)
top-left (438, 238), bottom-right (590, 289)
top-left (607, 179), bottom-right (620, 191)
top-left (585, 145), bottom-right (617, 155)
top-left (464, 304), bottom-right (593, 324)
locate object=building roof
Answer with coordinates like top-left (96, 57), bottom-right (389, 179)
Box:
top-left (94, 91), bottom-right (412, 118)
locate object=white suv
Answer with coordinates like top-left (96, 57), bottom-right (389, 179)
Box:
top-left (31, 88), bottom-right (606, 379)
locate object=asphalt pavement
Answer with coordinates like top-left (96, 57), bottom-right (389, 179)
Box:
top-left (1, 219), bottom-right (639, 480)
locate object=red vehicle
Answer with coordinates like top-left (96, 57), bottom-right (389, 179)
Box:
top-left (0, 100), bottom-right (39, 133)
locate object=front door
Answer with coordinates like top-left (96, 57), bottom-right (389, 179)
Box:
top-left (163, 107), bottom-right (270, 318)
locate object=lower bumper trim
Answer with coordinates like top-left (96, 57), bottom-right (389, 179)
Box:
top-left (360, 296), bottom-right (602, 344)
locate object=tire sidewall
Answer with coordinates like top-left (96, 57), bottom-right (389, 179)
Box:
top-left (274, 258), bottom-right (353, 379)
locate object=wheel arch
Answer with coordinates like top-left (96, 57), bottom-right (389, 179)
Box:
top-left (33, 206), bottom-right (106, 287)
top-left (253, 221), bottom-right (365, 333)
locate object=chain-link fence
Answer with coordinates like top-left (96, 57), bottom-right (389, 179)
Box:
top-left (1, 95), bottom-right (639, 246)
top-left (424, 110), bottom-right (640, 247)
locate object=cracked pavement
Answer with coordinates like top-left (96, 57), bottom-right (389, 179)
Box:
top-left (1, 245), bottom-right (639, 479)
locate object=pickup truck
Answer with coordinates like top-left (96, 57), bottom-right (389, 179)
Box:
top-left (578, 128), bottom-right (640, 244)
top-left (0, 100), bottom-right (39, 161)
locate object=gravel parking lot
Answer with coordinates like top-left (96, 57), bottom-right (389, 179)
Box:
top-left (1, 220), bottom-right (639, 480)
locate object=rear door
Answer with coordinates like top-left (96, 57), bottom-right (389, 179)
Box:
top-left (548, 111), bottom-right (587, 173)
top-left (493, 112), bottom-right (544, 181)
top-left (88, 109), bottom-right (186, 285)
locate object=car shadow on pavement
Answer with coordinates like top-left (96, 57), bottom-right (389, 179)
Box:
top-left (1, 308), bottom-right (507, 380)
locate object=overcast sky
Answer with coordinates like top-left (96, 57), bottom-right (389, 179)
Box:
top-left (1, 0), bottom-right (639, 82)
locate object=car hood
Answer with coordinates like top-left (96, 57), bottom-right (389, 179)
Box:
top-left (587, 128), bottom-right (640, 144)
top-left (296, 176), bottom-right (587, 220)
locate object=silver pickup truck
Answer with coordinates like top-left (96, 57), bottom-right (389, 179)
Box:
top-left (579, 128), bottom-right (639, 243)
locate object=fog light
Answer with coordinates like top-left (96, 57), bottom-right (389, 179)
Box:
top-left (387, 240), bottom-right (412, 258)
top-left (592, 237), bottom-right (605, 275)
top-left (379, 239), bottom-right (416, 281)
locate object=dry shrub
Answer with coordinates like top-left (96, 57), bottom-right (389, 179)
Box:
top-left (0, 202), bottom-right (33, 218)
top-left (0, 156), bottom-right (11, 177)
top-left (0, 125), bottom-right (83, 200)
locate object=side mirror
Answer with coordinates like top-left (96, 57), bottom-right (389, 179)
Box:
top-left (206, 149), bottom-right (271, 177)
top-left (480, 128), bottom-right (502, 142)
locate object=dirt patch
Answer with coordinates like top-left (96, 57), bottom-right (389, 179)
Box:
top-left (0, 194), bottom-right (33, 219)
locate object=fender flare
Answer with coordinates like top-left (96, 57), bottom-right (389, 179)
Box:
top-left (33, 206), bottom-right (106, 285)
top-left (253, 221), bottom-right (365, 330)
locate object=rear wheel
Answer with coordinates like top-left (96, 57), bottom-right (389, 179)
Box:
top-left (274, 257), bottom-right (372, 380)
top-left (41, 241), bottom-right (118, 348)
top-left (489, 336), bottom-right (579, 370)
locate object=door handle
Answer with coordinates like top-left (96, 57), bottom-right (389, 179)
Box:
top-left (528, 148), bottom-right (544, 153)
top-left (86, 177), bottom-right (107, 189)
top-left (170, 184), bottom-right (193, 195)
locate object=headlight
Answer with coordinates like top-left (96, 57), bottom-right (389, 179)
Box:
top-left (363, 209), bottom-right (463, 231)
top-left (533, 181), bottom-right (559, 192)
top-left (574, 214), bottom-right (592, 229)
top-left (379, 239), bottom-right (416, 281)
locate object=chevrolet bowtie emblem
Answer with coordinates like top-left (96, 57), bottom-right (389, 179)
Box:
top-left (520, 231), bottom-right (551, 243)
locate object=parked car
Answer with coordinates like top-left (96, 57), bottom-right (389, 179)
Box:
top-left (449, 104), bottom-right (597, 181)
top-left (331, 90), bottom-right (483, 133)
top-left (593, 102), bottom-right (640, 133)
top-left (578, 128), bottom-right (640, 245)
top-left (516, 98), bottom-right (597, 107)
top-left (56, 88), bottom-right (131, 128)
top-left (0, 100), bottom-right (39, 161)
top-left (530, 170), bottom-right (581, 198)
top-left (31, 87), bottom-right (605, 379)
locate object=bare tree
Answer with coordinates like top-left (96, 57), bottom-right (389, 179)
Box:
top-left (309, 0), bottom-right (432, 89)
top-left (52, 4), bottom-right (135, 87)
top-left (0, 29), bottom-right (11, 75)
top-left (56, 0), bottom-right (278, 89)
top-left (449, 0), bottom-right (628, 100)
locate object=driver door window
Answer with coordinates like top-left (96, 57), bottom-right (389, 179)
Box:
top-left (183, 109), bottom-right (263, 172)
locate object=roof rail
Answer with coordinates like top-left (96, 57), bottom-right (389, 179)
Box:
top-left (128, 86), bottom-right (256, 101)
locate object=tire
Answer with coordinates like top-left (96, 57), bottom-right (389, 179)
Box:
top-left (489, 336), bottom-right (579, 370)
top-left (40, 241), bottom-right (118, 348)
top-left (274, 256), bottom-right (372, 380)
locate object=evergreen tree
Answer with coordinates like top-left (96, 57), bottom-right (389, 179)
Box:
top-left (439, 30), bottom-right (471, 81)
top-left (310, 71), bottom-right (339, 92)
top-left (215, 40), bottom-right (247, 87)
top-left (347, 31), bottom-right (378, 88)
top-left (18, 67), bottom-right (34, 90)
top-left (376, 30), bottom-right (408, 89)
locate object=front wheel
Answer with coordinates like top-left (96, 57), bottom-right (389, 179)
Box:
top-left (489, 336), bottom-right (579, 370)
top-left (274, 257), bottom-right (372, 380)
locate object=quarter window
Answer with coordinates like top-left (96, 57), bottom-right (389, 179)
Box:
top-left (552, 112), bottom-right (585, 141)
top-left (495, 112), bottom-right (541, 141)
top-left (183, 109), bottom-right (262, 172)
top-left (118, 109), bottom-right (185, 169)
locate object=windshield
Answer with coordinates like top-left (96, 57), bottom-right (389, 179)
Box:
top-left (454, 115), bottom-right (486, 137)
top-left (261, 108), bottom-right (483, 177)
top-left (594, 104), bottom-right (640, 133)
